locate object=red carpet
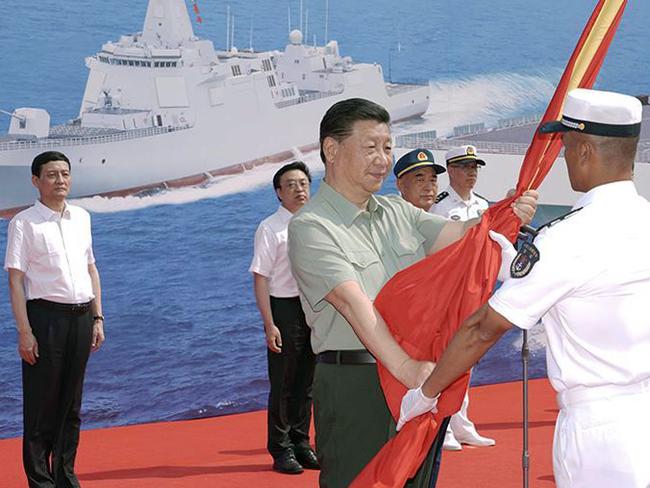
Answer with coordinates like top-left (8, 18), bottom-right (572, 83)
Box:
top-left (0, 378), bottom-right (556, 487)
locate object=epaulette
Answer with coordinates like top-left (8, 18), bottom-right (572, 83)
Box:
top-left (434, 191), bottom-right (449, 204)
top-left (511, 206), bottom-right (583, 279)
top-left (536, 206), bottom-right (584, 234)
top-left (474, 192), bottom-right (489, 203)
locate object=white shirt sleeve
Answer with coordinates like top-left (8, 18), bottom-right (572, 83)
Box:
top-left (488, 233), bottom-right (580, 329)
top-left (249, 222), bottom-right (277, 278)
top-left (4, 217), bottom-right (28, 272)
top-left (86, 212), bottom-right (96, 265)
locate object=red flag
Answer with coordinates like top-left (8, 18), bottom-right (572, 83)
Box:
top-left (352, 1), bottom-right (627, 486)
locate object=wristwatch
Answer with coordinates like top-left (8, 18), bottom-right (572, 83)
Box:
top-left (93, 315), bottom-right (105, 322)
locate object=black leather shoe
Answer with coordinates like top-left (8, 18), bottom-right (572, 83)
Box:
top-left (273, 451), bottom-right (304, 474)
top-left (294, 447), bottom-right (320, 470)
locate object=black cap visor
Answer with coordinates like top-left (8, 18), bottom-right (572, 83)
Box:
top-left (446, 156), bottom-right (486, 166)
top-left (398, 162), bottom-right (446, 177)
top-left (539, 120), bottom-right (570, 134)
top-left (539, 117), bottom-right (641, 137)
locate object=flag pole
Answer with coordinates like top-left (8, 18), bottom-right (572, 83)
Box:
top-left (522, 328), bottom-right (530, 488)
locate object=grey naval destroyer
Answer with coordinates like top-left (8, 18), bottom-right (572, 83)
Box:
top-left (0, 0), bottom-right (430, 216)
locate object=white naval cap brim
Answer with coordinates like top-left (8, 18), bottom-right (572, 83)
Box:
top-left (539, 88), bottom-right (642, 138)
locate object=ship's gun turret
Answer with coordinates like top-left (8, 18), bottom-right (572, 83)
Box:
top-left (2, 108), bottom-right (50, 139)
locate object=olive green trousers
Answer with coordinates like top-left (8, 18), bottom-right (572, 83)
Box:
top-left (313, 361), bottom-right (442, 488)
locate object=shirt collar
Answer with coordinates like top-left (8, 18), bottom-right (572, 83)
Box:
top-left (277, 204), bottom-right (294, 222)
top-left (318, 181), bottom-right (384, 226)
top-left (446, 185), bottom-right (474, 204)
top-left (572, 180), bottom-right (637, 210)
top-left (34, 200), bottom-right (71, 221)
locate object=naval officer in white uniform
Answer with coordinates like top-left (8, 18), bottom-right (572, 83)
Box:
top-left (431, 145), bottom-right (495, 451)
top-left (431, 145), bottom-right (489, 222)
top-left (397, 88), bottom-right (650, 488)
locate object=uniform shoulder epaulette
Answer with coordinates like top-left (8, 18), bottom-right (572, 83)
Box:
top-left (536, 206), bottom-right (584, 234)
top-left (474, 192), bottom-right (489, 203)
top-left (434, 191), bottom-right (449, 204)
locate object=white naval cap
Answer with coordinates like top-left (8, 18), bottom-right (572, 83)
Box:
top-left (540, 88), bottom-right (642, 138)
top-left (445, 145), bottom-right (486, 166)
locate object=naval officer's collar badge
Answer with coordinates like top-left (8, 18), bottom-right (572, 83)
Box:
top-left (510, 241), bottom-right (540, 278)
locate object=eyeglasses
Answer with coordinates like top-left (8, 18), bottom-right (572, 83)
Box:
top-left (449, 163), bottom-right (480, 171)
top-left (283, 180), bottom-right (310, 190)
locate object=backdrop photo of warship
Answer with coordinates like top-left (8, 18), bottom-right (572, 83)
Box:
top-left (1, 0), bottom-right (649, 441)
top-left (0, 0), bottom-right (430, 216)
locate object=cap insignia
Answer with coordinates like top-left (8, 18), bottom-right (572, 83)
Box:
top-left (417, 151), bottom-right (428, 161)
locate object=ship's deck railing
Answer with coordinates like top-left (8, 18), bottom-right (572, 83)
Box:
top-left (387, 83), bottom-right (425, 96)
top-left (396, 135), bottom-right (650, 163)
top-left (496, 113), bottom-right (543, 129)
top-left (275, 89), bottom-right (344, 109)
top-left (0, 124), bottom-right (192, 151)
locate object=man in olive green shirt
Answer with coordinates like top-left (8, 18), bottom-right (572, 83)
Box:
top-left (288, 98), bottom-right (537, 488)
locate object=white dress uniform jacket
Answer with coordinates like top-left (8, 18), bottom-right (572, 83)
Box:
top-left (249, 205), bottom-right (299, 298)
top-left (489, 181), bottom-right (650, 488)
top-left (431, 186), bottom-right (489, 221)
top-left (4, 200), bottom-right (96, 304)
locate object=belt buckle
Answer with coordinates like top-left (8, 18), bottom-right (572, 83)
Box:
top-left (71, 303), bottom-right (86, 313)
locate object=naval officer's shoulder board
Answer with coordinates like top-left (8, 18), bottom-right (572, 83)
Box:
top-left (434, 191), bottom-right (449, 204)
top-left (535, 206), bottom-right (584, 234)
top-left (510, 207), bottom-right (584, 279)
top-left (474, 192), bottom-right (489, 204)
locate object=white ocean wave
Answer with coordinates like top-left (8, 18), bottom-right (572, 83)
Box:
top-left (72, 150), bottom-right (325, 213)
top-left (396, 71), bottom-right (557, 137)
top-left (511, 321), bottom-right (547, 354)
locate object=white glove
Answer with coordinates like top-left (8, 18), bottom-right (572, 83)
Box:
top-left (489, 231), bottom-right (517, 282)
top-left (396, 387), bottom-right (439, 432)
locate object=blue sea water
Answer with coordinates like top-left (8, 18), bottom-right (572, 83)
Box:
top-left (0, 0), bottom-right (648, 439)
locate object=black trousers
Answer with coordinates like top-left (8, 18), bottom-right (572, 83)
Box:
top-left (429, 416), bottom-right (450, 488)
top-left (23, 301), bottom-right (93, 488)
top-left (267, 296), bottom-right (316, 458)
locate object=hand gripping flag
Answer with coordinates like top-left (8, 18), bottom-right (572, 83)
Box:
top-left (352, 1), bottom-right (628, 486)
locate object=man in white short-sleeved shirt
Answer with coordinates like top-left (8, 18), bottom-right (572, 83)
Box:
top-left (4, 151), bottom-right (105, 488)
top-left (249, 161), bottom-right (318, 475)
top-left (397, 89), bottom-right (650, 488)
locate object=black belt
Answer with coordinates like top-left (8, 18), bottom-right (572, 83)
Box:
top-left (316, 350), bottom-right (376, 365)
top-left (28, 299), bottom-right (92, 315)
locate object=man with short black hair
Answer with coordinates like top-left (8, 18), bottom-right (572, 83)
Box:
top-left (288, 98), bottom-right (537, 487)
top-left (5, 150), bottom-right (105, 488)
top-left (250, 161), bottom-right (318, 475)
top-left (398, 88), bottom-right (650, 488)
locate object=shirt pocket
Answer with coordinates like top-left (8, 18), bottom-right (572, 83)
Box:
top-left (31, 228), bottom-right (65, 270)
top-left (32, 233), bottom-right (60, 257)
top-left (342, 248), bottom-right (383, 298)
top-left (390, 233), bottom-right (426, 269)
top-left (344, 249), bottom-right (380, 269)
